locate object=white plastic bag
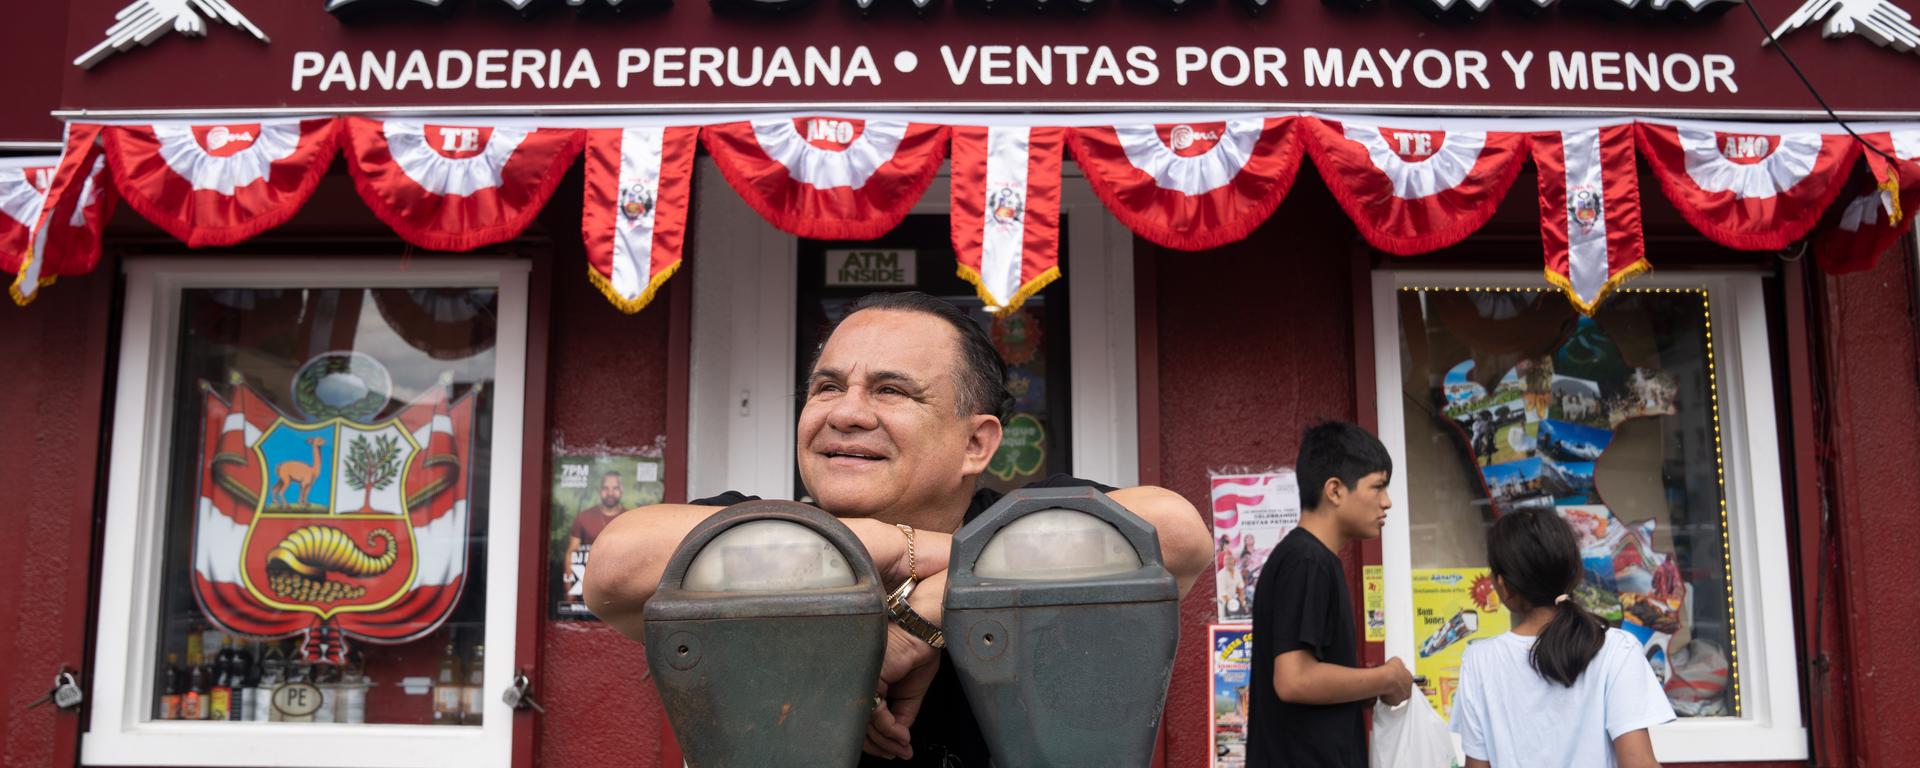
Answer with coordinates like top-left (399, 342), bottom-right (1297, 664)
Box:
top-left (1370, 688), bottom-right (1455, 768)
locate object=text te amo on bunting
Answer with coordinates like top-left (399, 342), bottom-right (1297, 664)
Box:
top-left (5, 124), bottom-right (115, 307)
top-left (1066, 117), bottom-right (1303, 251)
top-left (581, 126), bottom-right (698, 313)
top-left (1532, 124), bottom-right (1649, 315)
top-left (700, 117), bottom-right (950, 240)
top-left (343, 117), bottom-right (585, 252)
top-left (950, 126), bottom-right (1064, 315)
top-left (1813, 130), bottom-right (1920, 274)
top-left (1636, 121), bottom-right (1860, 251)
top-left (1303, 117), bottom-right (1529, 256)
top-left (102, 118), bottom-right (340, 248)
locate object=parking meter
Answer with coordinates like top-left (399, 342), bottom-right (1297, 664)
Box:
top-left (644, 500), bottom-right (887, 768)
top-left (943, 487), bottom-right (1181, 768)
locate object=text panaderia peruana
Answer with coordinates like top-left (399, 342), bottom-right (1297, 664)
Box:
top-left (291, 45), bottom-right (1741, 94)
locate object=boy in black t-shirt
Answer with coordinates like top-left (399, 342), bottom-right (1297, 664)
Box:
top-left (1248, 422), bottom-right (1415, 768)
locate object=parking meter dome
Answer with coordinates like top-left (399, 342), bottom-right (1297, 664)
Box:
top-left (973, 509), bottom-right (1142, 581)
top-left (681, 519), bottom-right (856, 592)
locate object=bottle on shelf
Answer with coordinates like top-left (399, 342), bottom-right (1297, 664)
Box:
top-left (182, 657), bottom-right (208, 720)
top-left (257, 643), bottom-right (285, 723)
top-left (237, 645), bottom-right (261, 721)
top-left (313, 662), bottom-right (337, 724)
top-left (340, 652), bottom-right (368, 725)
top-left (433, 642), bottom-right (463, 726)
top-left (159, 653), bottom-right (183, 720)
top-left (209, 636), bottom-right (234, 721)
top-left (461, 643), bottom-right (486, 726)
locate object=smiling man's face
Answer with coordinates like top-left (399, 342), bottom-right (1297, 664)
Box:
top-left (796, 308), bottom-right (998, 525)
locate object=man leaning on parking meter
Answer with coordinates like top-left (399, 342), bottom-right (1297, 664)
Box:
top-left (586, 291), bottom-right (1214, 767)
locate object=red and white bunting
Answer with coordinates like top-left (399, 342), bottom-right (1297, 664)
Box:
top-left (1637, 121), bottom-right (1860, 251)
top-left (342, 117), bottom-right (584, 252)
top-left (1814, 131), bottom-right (1920, 274)
top-left (1304, 118), bottom-right (1528, 255)
top-left (5, 124), bottom-right (115, 306)
top-left (103, 118), bottom-right (339, 247)
top-left (581, 127), bottom-right (698, 313)
top-left (1532, 125), bottom-right (1649, 315)
top-left (950, 126), bottom-right (1063, 314)
top-left (702, 117), bottom-right (950, 240)
top-left (1067, 118), bottom-right (1302, 251)
top-left (0, 159), bottom-right (57, 271)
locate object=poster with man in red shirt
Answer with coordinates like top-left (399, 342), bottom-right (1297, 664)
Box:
top-left (549, 450), bottom-right (664, 619)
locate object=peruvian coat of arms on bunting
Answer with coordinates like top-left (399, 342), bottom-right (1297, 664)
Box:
top-left (192, 352), bottom-right (479, 663)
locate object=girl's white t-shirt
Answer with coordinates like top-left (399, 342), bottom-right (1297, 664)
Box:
top-left (1450, 627), bottom-right (1677, 767)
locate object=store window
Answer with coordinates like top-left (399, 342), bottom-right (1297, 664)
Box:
top-left (1373, 272), bottom-right (1805, 762)
top-left (87, 261), bottom-right (529, 768)
top-left (795, 214), bottom-right (1073, 497)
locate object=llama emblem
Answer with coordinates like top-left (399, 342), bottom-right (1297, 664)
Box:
top-left (191, 359), bottom-right (477, 662)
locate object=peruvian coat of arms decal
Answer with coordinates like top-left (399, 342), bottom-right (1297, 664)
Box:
top-left (191, 353), bottom-right (479, 662)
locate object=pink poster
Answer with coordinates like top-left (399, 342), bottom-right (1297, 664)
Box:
top-left (1210, 470), bottom-right (1300, 623)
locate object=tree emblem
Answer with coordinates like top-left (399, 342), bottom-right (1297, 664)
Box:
top-left (342, 433), bottom-right (402, 513)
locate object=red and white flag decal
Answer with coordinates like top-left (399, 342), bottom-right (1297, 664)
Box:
top-left (950, 126), bottom-right (1063, 314)
top-left (1304, 118), bottom-right (1528, 255)
top-left (5, 124), bottom-right (115, 306)
top-left (103, 118), bottom-right (339, 247)
top-left (581, 127), bottom-right (697, 313)
top-left (343, 117), bottom-right (584, 251)
top-left (1636, 121), bottom-right (1859, 251)
top-left (1814, 131), bottom-right (1920, 275)
top-left (702, 117), bottom-right (950, 240)
top-left (1533, 125), bottom-right (1648, 315)
top-left (1068, 118), bottom-right (1302, 251)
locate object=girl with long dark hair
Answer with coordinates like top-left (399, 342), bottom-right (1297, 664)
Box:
top-left (1450, 509), bottom-right (1675, 768)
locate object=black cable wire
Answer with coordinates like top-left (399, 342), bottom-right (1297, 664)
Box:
top-left (1744, 0), bottom-right (1904, 170)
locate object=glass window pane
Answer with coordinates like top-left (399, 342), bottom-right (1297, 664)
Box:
top-left (151, 288), bottom-right (497, 726)
top-left (1396, 286), bottom-right (1735, 720)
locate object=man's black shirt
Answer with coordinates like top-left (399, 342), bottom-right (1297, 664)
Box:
top-left (690, 474), bottom-right (1115, 767)
top-left (1247, 526), bottom-right (1366, 768)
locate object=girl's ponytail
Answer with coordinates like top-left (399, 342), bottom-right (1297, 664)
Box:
top-left (1487, 509), bottom-right (1608, 687)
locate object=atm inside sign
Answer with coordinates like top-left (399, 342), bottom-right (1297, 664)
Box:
top-left (827, 250), bottom-right (916, 287)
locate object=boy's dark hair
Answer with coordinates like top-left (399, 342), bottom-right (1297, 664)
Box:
top-left (1486, 509), bottom-right (1608, 687)
top-left (810, 291), bottom-right (1013, 422)
top-left (1295, 421), bottom-right (1393, 510)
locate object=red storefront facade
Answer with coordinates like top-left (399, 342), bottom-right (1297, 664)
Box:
top-left (2, 0), bottom-right (1918, 766)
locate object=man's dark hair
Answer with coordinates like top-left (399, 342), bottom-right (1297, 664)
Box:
top-left (601, 470), bottom-right (623, 481)
top-left (1296, 421), bottom-right (1393, 510)
top-left (811, 291), bottom-right (1013, 422)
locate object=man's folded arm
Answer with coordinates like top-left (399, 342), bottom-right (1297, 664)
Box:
top-left (583, 504), bottom-right (946, 642)
top-left (1106, 486), bottom-right (1214, 597)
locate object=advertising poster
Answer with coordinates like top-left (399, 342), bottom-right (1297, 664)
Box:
top-left (1412, 568), bottom-right (1508, 720)
top-left (549, 445), bottom-right (666, 619)
top-left (1209, 625), bottom-right (1254, 768)
top-left (1210, 470), bottom-right (1300, 623)
top-left (1363, 565), bottom-right (1387, 643)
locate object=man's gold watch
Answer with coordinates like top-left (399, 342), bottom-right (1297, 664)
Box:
top-left (885, 578), bottom-right (946, 649)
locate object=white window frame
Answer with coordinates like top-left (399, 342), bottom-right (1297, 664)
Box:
top-left (687, 160), bottom-right (1139, 499)
top-left (1371, 269), bottom-right (1805, 763)
top-left (84, 258), bottom-right (530, 768)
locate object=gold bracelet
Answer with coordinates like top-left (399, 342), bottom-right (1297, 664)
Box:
top-left (895, 523), bottom-right (916, 583)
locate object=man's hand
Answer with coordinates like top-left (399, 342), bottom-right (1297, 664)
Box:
top-left (1378, 657), bottom-right (1415, 705)
top-left (864, 570), bottom-right (948, 761)
top-left (865, 623), bottom-right (941, 760)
